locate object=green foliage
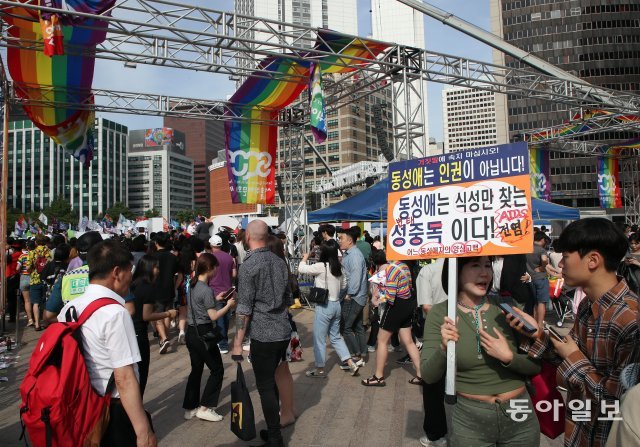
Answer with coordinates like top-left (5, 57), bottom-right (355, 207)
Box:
top-left (105, 202), bottom-right (135, 220)
top-left (173, 208), bottom-right (207, 223)
top-left (144, 208), bottom-right (161, 218)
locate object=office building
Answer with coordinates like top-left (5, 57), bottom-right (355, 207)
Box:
top-left (163, 117), bottom-right (224, 215)
top-left (127, 128), bottom-right (194, 219)
top-left (490, 0), bottom-right (640, 211)
top-left (7, 118), bottom-right (127, 220)
top-left (442, 86), bottom-right (507, 152)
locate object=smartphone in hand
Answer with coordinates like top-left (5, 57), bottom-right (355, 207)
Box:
top-left (544, 323), bottom-right (566, 343)
top-left (223, 287), bottom-right (236, 300)
top-left (498, 302), bottom-right (537, 334)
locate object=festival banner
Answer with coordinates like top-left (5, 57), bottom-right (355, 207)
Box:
top-left (386, 142), bottom-right (533, 260)
top-left (309, 63), bottom-right (327, 143)
top-left (224, 30), bottom-right (389, 204)
top-left (597, 149), bottom-right (623, 209)
top-left (529, 146), bottom-right (551, 201)
top-left (2, 1), bottom-right (115, 166)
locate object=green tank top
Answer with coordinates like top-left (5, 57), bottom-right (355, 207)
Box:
top-left (61, 265), bottom-right (90, 304)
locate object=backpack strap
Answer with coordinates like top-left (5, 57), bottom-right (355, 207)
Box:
top-left (76, 298), bottom-right (122, 326)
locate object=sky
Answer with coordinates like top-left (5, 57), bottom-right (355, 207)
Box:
top-left (95, 0), bottom-right (493, 142)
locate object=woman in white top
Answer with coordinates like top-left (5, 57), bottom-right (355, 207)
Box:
top-left (299, 240), bottom-right (360, 378)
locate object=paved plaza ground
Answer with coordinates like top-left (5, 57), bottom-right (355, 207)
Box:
top-left (0, 308), bottom-right (564, 446)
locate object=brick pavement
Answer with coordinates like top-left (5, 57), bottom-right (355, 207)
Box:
top-left (0, 308), bottom-right (564, 447)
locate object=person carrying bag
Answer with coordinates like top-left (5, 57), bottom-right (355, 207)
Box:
top-left (182, 253), bottom-right (236, 423)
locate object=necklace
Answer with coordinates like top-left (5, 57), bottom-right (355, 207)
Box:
top-left (458, 298), bottom-right (486, 360)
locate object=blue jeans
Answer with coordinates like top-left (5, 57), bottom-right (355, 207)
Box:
top-left (215, 300), bottom-right (229, 350)
top-left (313, 301), bottom-right (351, 368)
top-left (341, 299), bottom-right (367, 357)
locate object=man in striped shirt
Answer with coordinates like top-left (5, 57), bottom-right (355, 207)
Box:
top-left (510, 218), bottom-right (640, 447)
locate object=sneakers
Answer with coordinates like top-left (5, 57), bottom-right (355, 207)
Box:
top-left (27, 319), bottom-right (34, 327)
top-left (177, 332), bottom-right (186, 345)
top-left (305, 369), bottom-right (327, 378)
top-left (367, 345), bottom-right (376, 353)
top-left (419, 436), bottom-right (447, 447)
top-left (388, 345), bottom-right (402, 353)
top-left (218, 345), bottom-right (229, 354)
top-left (183, 408), bottom-right (198, 420)
top-left (416, 340), bottom-right (423, 351)
top-left (159, 339), bottom-right (170, 354)
top-left (355, 358), bottom-right (366, 367)
top-left (339, 361), bottom-right (351, 371)
top-left (348, 363), bottom-right (360, 377)
top-left (196, 407), bottom-right (223, 422)
top-left (395, 354), bottom-right (412, 365)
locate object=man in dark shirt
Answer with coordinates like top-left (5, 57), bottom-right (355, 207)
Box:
top-left (232, 219), bottom-right (291, 447)
top-left (153, 232), bottom-right (182, 354)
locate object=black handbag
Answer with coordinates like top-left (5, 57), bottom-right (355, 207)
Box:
top-left (188, 282), bottom-right (222, 343)
top-left (230, 363), bottom-right (256, 441)
top-left (307, 263), bottom-right (330, 305)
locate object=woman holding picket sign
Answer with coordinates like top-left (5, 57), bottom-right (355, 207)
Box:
top-left (421, 256), bottom-right (541, 446)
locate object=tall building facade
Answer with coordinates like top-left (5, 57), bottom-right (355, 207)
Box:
top-left (163, 117), bottom-right (224, 215)
top-left (7, 118), bottom-right (128, 220)
top-left (490, 0), bottom-right (640, 211)
top-left (442, 86), bottom-right (507, 152)
top-left (127, 129), bottom-right (194, 219)
top-left (370, 0), bottom-right (429, 152)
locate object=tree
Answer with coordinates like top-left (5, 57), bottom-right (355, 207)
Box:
top-left (144, 208), bottom-right (160, 218)
top-left (174, 208), bottom-right (207, 223)
top-left (105, 202), bottom-right (135, 220)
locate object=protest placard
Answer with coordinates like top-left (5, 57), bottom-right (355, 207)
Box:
top-left (386, 142), bottom-right (533, 260)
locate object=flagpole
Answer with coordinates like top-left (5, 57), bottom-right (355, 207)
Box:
top-left (0, 87), bottom-right (9, 333)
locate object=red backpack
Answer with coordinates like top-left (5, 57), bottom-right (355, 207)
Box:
top-left (19, 298), bottom-right (121, 447)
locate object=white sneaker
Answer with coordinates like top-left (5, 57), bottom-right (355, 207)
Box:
top-left (196, 407), bottom-right (223, 422)
top-left (355, 358), bottom-right (366, 367)
top-left (367, 345), bottom-right (376, 353)
top-left (416, 340), bottom-right (423, 350)
top-left (178, 332), bottom-right (186, 345)
top-left (183, 408), bottom-right (198, 420)
top-left (419, 436), bottom-right (447, 447)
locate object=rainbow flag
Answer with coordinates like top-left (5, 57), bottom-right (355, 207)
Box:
top-left (597, 148), bottom-right (623, 209)
top-left (225, 30), bottom-right (389, 204)
top-left (2, 1), bottom-right (114, 166)
top-left (529, 146), bottom-right (551, 201)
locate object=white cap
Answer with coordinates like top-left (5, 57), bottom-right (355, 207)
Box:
top-left (209, 235), bottom-right (223, 247)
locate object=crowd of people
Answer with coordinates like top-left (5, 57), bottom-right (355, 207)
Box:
top-left (3, 217), bottom-right (640, 447)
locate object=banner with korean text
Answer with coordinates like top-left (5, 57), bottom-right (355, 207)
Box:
top-left (386, 142), bottom-right (534, 260)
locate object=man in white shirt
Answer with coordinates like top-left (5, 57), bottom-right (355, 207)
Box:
top-left (58, 239), bottom-right (156, 447)
top-left (416, 259), bottom-right (448, 447)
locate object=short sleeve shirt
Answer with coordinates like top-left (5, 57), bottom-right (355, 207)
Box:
top-left (57, 284), bottom-right (140, 397)
top-left (154, 249), bottom-right (179, 303)
top-left (27, 245), bottom-right (51, 285)
top-left (187, 281), bottom-right (216, 326)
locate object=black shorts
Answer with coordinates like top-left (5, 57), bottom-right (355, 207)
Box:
top-left (153, 301), bottom-right (172, 313)
top-left (380, 297), bottom-right (416, 332)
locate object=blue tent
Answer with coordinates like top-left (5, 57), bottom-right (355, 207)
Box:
top-left (308, 179), bottom-right (580, 223)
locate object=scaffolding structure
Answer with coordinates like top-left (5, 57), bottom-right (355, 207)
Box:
top-left (0, 0), bottom-right (638, 249)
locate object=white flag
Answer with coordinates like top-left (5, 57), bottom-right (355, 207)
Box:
top-left (39, 212), bottom-right (48, 226)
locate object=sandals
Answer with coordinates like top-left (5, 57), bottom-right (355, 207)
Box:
top-left (408, 376), bottom-right (424, 385)
top-left (361, 375), bottom-right (386, 387)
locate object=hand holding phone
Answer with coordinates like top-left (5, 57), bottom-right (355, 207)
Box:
top-left (498, 302), bottom-right (538, 334)
top-left (223, 287), bottom-right (236, 300)
top-left (544, 323), bottom-right (566, 343)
